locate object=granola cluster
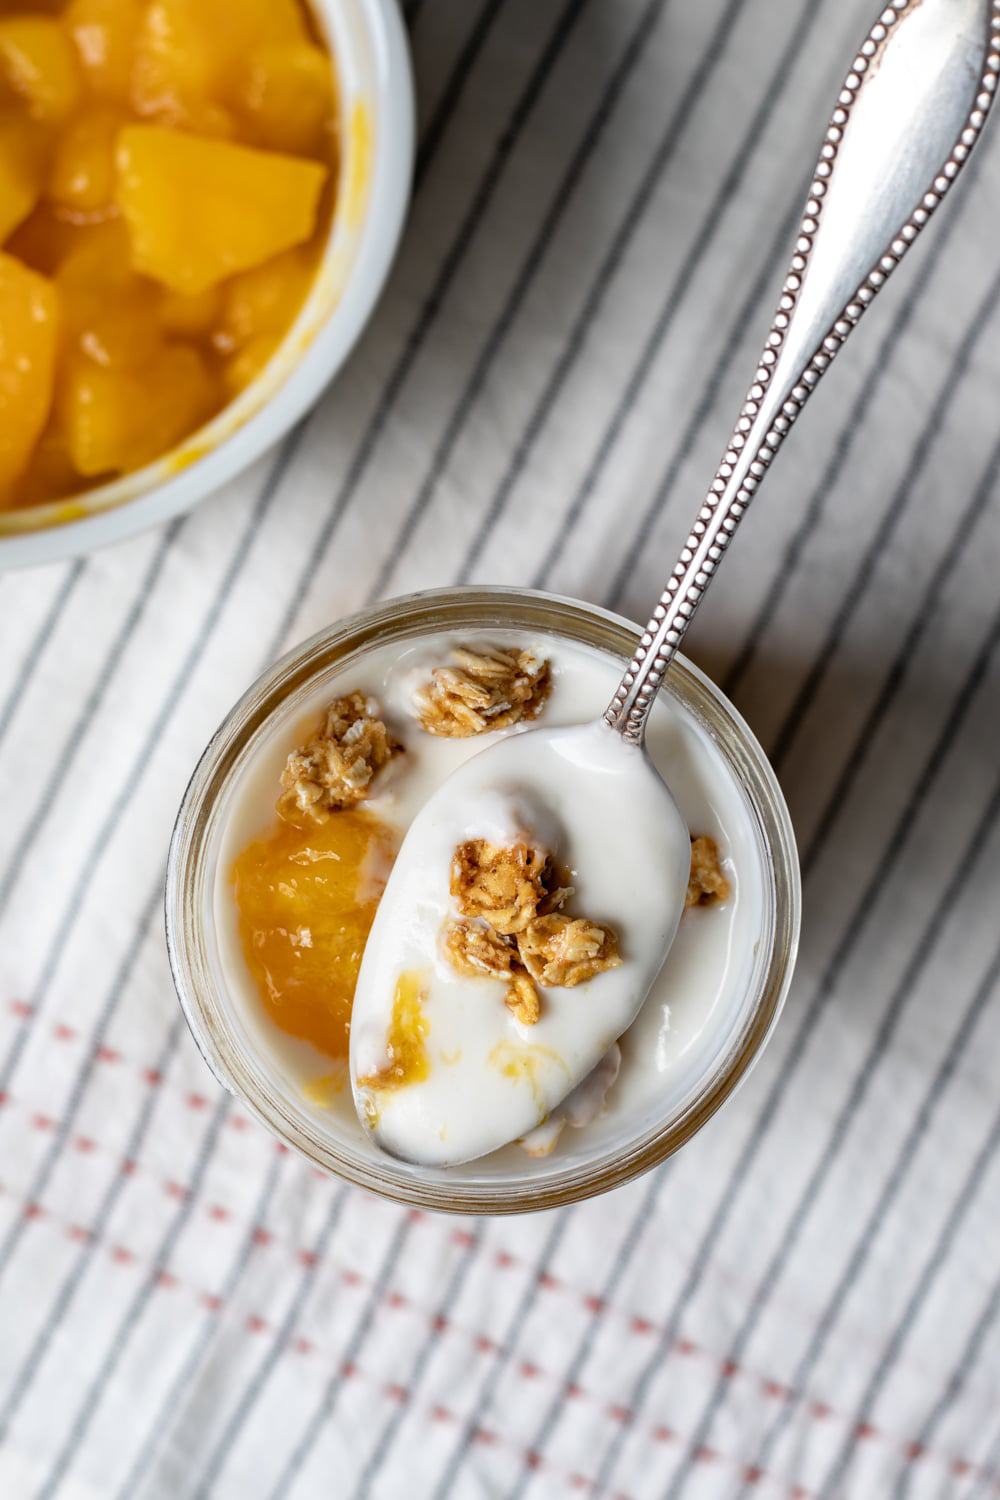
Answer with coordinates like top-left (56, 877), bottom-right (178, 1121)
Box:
top-left (518, 914), bottom-right (621, 988)
top-left (277, 693), bottom-right (401, 824)
top-left (444, 838), bottom-right (621, 1024)
top-left (442, 919), bottom-right (517, 981)
top-left (415, 645), bottom-right (551, 737)
top-left (449, 838), bottom-right (568, 935)
top-left (686, 834), bottom-right (730, 908)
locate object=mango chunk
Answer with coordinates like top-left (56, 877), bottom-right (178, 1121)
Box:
top-left (240, 42), bottom-right (334, 156)
top-left (0, 115), bottom-right (47, 241)
top-left (0, 252), bottom-right (58, 497)
top-left (64, 0), bottom-right (141, 105)
top-left (159, 283), bottom-right (222, 338)
top-left (0, 18), bottom-right (81, 123)
top-left (56, 219), bottom-right (161, 368)
top-left (12, 418), bottom-right (82, 509)
top-left (115, 125), bottom-right (326, 294)
top-left (219, 246), bottom-right (315, 351)
top-left (46, 106), bottom-right (120, 213)
top-left (9, 201), bottom-right (101, 273)
top-left (132, 0), bottom-right (305, 122)
top-left (223, 333), bottom-right (279, 396)
top-left (59, 343), bottom-right (214, 475)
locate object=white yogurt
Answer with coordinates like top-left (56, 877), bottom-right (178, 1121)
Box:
top-left (350, 723), bottom-right (691, 1165)
top-left (214, 629), bottom-right (766, 1171)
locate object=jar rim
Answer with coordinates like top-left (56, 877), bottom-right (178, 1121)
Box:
top-left (165, 586), bottom-right (801, 1213)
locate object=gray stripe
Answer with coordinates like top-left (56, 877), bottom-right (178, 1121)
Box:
top-left (429, 1209), bottom-right (573, 1500)
top-left (266, 0), bottom-right (592, 657)
top-left (509, 1167), bottom-right (670, 1500)
top-left (734, 908), bottom-right (1000, 1497)
top-left (798, 419), bottom-right (1000, 881)
top-left (584, 591), bottom-right (1000, 1495)
top-left (35, 1093), bottom-right (232, 1500)
top-left (455, 0), bottom-right (774, 586)
top-left (655, 763), bottom-right (1000, 1500)
top-left (413, 0), bottom-right (509, 187)
top-left (115, 1153), bottom-right (286, 1500)
top-left (816, 1096), bottom-right (1000, 1500)
top-left (527, 0), bottom-right (837, 598)
top-left (535, 186), bottom-right (801, 594)
top-left (893, 1272), bottom-right (1000, 1500)
top-left (0, 892), bottom-right (170, 1434)
top-left (352, 1224), bottom-right (485, 1500)
top-left (0, 560), bottom-right (83, 753)
top-left (368, 0), bottom-right (675, 602)
top-left (0, 524), bottom-right (177, 928)
top-left (605, 147), bottom-right (980, 620)
top-left (269, 1213), bottom-right (414, 1500)
top-left (189, 1188), bottom-right (349, 1498)
top-left (764, 260), bottom-right (1000, 778)
top-left (721, 179), bottom-right (983, 701)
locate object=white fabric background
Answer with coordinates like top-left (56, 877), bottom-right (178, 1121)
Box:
top-left (1, 0), bottom-right (999, 1495)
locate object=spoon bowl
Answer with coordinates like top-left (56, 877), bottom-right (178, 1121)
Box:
top-left (350, 720), bottom-right (690, 1166)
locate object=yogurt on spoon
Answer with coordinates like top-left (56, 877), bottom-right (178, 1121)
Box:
top-left (350, 720), bottom-right (691, 1166)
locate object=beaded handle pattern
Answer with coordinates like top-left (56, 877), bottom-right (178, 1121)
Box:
top-left (605, 0), bottom-right (1000, 744)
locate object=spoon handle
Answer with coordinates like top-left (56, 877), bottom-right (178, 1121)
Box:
top-left (604, 0), bottom-right (999, 745)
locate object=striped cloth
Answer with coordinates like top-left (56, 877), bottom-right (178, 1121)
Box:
top-left (1, 0), bottom-right (999, 1494)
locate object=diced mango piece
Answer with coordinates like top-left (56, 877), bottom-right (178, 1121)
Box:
top-left (132, 0), bottom-right (305, 121)
top-left (59, 343), bottom-right (214, 475)
top-left (56, 219), bottom-right (161, 367)
top-left (159, 283), bottom-right (222, 338)
top-left (0, 18), bottom-right (81, 122)
top-left (115, 125), bottom-right (326, 294)
top-left (8, 201), bottom-right (100, 273)
top-left (0, 115), bottom-right (47, 241)
top-left (223, 333), bottom-right (279, 396)
top-left (0, 252), bottom-right (58, 497)
top-left (46, 107), bottom-right (120, 213)
top-left (63, 0), bottom-right (142, 105)
top-left (11, 418), bottom-right (82, 508)
top-left (240, 42), bottom-right (333, 156)
top-left (219, 247), bottom-right (315, 351)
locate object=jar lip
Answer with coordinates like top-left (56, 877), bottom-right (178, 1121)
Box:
top-left (166, 586), bottom-right (801, 1214)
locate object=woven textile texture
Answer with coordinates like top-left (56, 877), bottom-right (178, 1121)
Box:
top-left (1, 0), bottom-right (999, 1496)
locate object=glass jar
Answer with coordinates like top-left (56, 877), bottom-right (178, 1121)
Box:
top-left (165, 587), bottom-right (800, 1213)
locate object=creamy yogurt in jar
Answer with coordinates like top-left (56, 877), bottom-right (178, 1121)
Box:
top-left (215, 628), bottom-right (766, 1166)
top-left (166, 589), bottom-right (799, 1210)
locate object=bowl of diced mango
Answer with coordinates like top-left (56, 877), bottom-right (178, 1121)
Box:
top-left (0, 0), bottom-right (413, 567)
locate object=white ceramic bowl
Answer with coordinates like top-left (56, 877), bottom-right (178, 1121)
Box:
top-left (0, 0), bottom-right (414, 570)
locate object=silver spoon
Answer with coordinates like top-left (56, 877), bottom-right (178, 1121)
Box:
top-left (352, 0), bottom-right (999, 1166)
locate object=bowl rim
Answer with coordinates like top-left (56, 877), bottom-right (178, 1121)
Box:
top-left (165, 586), bottom-right (802, 1214)
top-left (0, 0), bottom-right (415, 571)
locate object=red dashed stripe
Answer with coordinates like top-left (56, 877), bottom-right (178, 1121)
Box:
top-left (4, 1175), bottom-right (986, 1491)
top-left (1, 1070), bottom-right (992, 1489)
top-left (0, 1072), bottom-right (977, 1431)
